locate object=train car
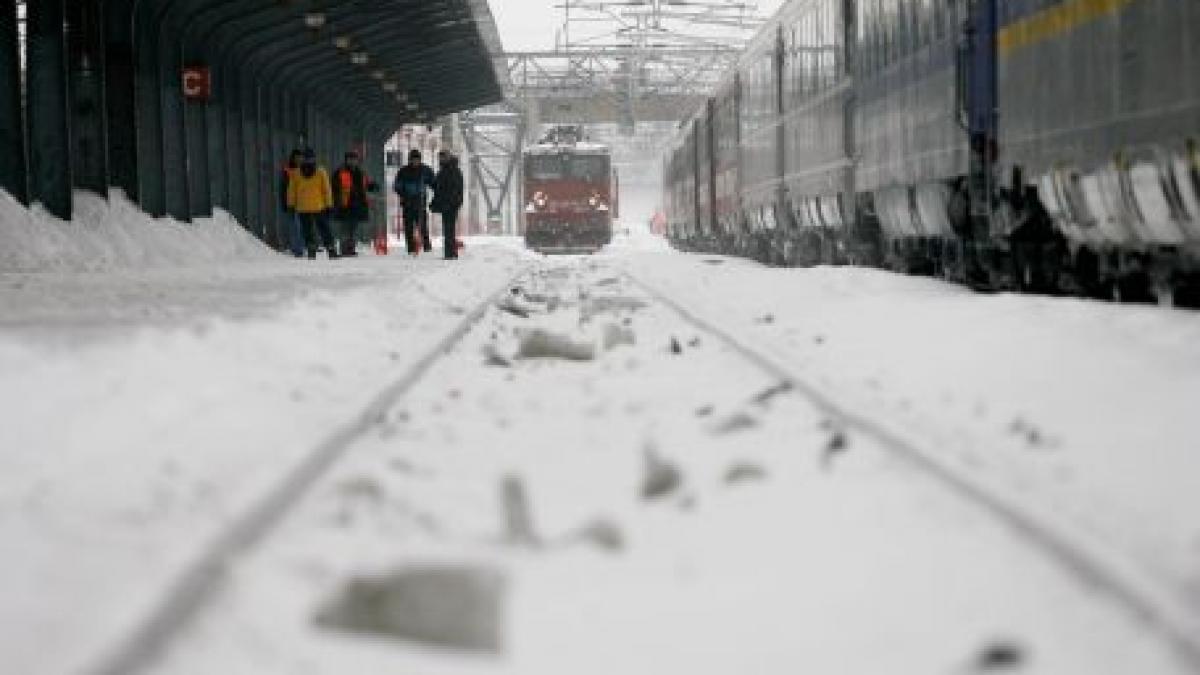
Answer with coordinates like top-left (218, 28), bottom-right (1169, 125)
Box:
top-left (523, 126), bottom-right (615, 254)
top-left (664, 0), bottom-right (1200, 305)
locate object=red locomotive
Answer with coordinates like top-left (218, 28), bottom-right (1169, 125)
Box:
top-left (523, 126), bottom-right (615, 254)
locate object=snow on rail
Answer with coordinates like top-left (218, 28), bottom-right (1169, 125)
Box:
top-left (625, 268), bottom-right (1200, 670)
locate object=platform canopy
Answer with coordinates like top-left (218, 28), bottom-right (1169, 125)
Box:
top-left (0, 0), bottom-right (506, 243)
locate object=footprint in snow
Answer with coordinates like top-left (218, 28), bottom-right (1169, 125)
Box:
top-left (724, 462), bottom-right (768, 486)
top-left (641, 446), bottom-right (683, 501)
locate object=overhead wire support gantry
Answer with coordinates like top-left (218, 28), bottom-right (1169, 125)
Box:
top-left (460, 0), bottom-right (771, 233)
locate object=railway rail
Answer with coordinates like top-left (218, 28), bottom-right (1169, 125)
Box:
top-left (625, 268), bottom-right (1200, 670)
top-left (84, 257), bottom-right (1199, 673)
top-left (86, 265), bottom-right (535, 675)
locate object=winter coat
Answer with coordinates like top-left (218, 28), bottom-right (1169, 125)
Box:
top-left (287, 166), bottom-right (333, 214)
top-left (393, 163), bottom-right (436, 207)
top-left (331, 165), bottom-right (375, 221)
top-left (431, 158), bottom-right (464, 214)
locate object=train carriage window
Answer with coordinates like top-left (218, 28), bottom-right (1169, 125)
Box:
top-left (892, 0), bottom-right (902, 61)
top-left (803, 12), bottom-right (813, 94)
top-left (825, 2), bottom-right (837, 85)
top-left (816, 10), bottom-right (825, 89)
top-left (818, 3), bottom-right (829, 90)
top-left (885, 0), bottom-right (897, 66)
top-left (859, 0), bottom-right (870, 75)
top-left (835, 0), bottom-right (846, 79)
top-left (903, 0), bottom-right (916, 55)
top-left (809, 7), bottom-right (819, 92)
top-left (918, 0), bottom-right (931, 47)
top-left (878, 0), bottom-right (888, 70)
top-left (865, 0), bottom-right (874, 74)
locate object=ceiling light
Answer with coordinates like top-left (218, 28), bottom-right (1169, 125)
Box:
top-left (350, 51), bottom-right (369, 66)
top-left (371, 70), bottom-right (385, 80)
top-left (382, 82), bottom-right (398, 93)
top-left (303, 12), bottom-right (326, 30)
top-left (333, 36), bottom-right (352, 51)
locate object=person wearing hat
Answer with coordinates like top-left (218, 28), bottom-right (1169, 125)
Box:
top-left (287, 149), bottom-right (338, 259)
top-left (392, 148), bottom-right (436, 256)
top-left (431, 149), bottom-right (465, 260)
top-left (331, 150), bottom-right (378, 257)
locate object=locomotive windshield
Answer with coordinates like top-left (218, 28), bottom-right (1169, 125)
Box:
top-left (525, 153), bottom-right (610, 182)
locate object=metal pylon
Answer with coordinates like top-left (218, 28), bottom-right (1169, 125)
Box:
top-left (460, 102), bottom-right (527, 235)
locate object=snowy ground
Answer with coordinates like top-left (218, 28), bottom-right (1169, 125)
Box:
top-left (2, 206), bottom-right (1199, 674)
top-left (612, 252), bottom-right (1200, 615)
top-left (0, 201), bottom-right (529, 673)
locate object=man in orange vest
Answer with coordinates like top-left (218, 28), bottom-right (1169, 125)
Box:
top-left (331, 151), bottom-right (378, 257)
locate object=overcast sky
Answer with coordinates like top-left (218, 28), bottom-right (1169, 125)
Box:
top-left (488, 1), bottom-right (785, 52)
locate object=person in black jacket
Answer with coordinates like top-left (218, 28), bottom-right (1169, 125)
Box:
top-left (279, 148), bottom-right (305, 257)
top-left (331, 151), bottom-right (378, 257)
top-left (392, 149), bottom-right (436, 255)
top-left (431, 150), bottom-right (465, 260)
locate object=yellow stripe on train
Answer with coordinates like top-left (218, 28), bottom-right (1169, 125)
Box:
top-left (998, 0), bottom-right (1138, 56)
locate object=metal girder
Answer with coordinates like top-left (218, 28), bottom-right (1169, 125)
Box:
top-left (505, 47), bottom-right (739, 129)
top-left (461, 103), bottom-right (527, 234)
top-left (0, 0), bottom-right (27, 204)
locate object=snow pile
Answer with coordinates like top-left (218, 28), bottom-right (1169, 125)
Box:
top-left (0, 189), bottom-right (277, 273)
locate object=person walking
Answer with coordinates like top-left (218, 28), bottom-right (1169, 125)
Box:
top-left (331, 150), bottom-right (377, 257)
top-left (393, 148), bottom-right (436, 256)
top-left (431, 149), bottom-right (465, 260)
top-left (287, 149), bottom-right (338, 259)
top-left (279, 148), bottom-right (305, 257)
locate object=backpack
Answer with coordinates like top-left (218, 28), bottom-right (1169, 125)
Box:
top-left (398, 168), bottom-right (424, 198)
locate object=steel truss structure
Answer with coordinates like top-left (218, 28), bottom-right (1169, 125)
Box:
top-left (460, 104), bottom-right (526, 235)
top-left (460, 1), bottom-right (771, 231)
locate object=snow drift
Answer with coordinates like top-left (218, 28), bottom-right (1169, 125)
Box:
top-left (0, 189), bottom-right (277, 273)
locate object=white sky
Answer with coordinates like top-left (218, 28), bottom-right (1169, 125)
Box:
top-left (488, 0), bottom-right (785, 52)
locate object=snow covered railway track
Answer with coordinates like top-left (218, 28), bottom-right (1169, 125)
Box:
top-left (84, 265), bottom-right (536, 675)
top-left (625, 269), bottom-right (1200, 671)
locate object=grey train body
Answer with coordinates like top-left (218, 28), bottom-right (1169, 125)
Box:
top-left (663, 0), bottom-right (1200, 304)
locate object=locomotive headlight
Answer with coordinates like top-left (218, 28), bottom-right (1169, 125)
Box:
top-left (588, 195), bottom-right (599, 207)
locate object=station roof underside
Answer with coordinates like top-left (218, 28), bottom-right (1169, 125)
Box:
top-left (144, 0), bottom-right (506, 127)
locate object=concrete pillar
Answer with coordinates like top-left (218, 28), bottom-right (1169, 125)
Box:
top-left (26, 0), bottom-right (73, 220)
top-left (67, 0), bottom-right (110, 197)
top-left (104, 1), bottom-right (137, 203)
top-left (0, 0), bottom-right (28, 204)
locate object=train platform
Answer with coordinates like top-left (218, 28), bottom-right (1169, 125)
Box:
top-left (2, 208), bottom-right (1200, 674)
